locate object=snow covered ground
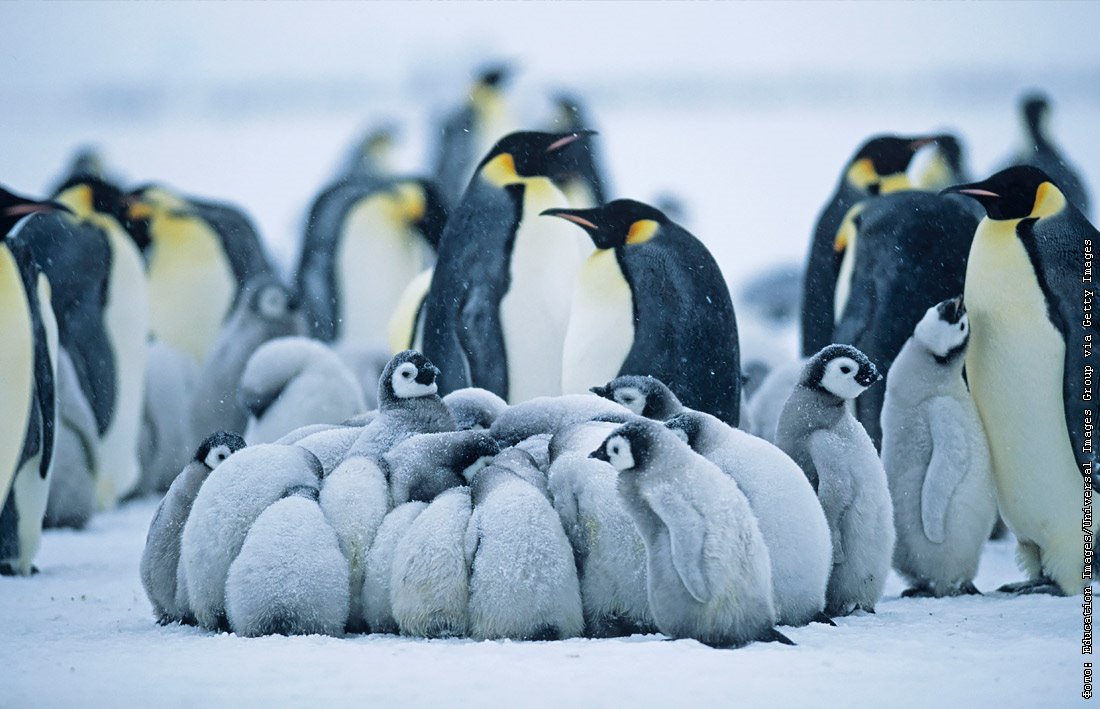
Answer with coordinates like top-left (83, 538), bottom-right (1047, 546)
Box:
top-left (0, 497), bottom-right (1084, 707)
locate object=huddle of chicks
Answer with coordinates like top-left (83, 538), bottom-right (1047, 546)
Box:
top-left (141, 290), bottom-right (987, 648)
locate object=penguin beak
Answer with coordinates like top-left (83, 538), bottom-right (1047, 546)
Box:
top-left (5, 200), bottom-right (72, 218)
top-left (415, 363), bottom-right (440, 385)
top-left (545, 130), bottom-right (597, 153)
top-left (589, 384), bottom-right (611, 398)
top-left (542, 208), bottom-right (599, 231)
top-left (589, 446), bottom-right (611, 462)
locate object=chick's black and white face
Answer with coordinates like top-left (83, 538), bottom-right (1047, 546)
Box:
top-left (820, 356), bottom-right (875, 400)
top-left (612, 386), bottom-right (646, 415)
top-left (601, 434), bottom-right (635, 471)
top-left (914, 304), bottom-right (969, 358)
top-left (391, 361), bottom-right (437, 399)
top-left (203, 444), bottom-right (234, 470)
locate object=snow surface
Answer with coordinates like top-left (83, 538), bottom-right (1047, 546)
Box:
top-left (0, 496), bottom-right (1084, 707)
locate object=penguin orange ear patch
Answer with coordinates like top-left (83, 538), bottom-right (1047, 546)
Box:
top-left (626, 220), bottom-right (659, 245)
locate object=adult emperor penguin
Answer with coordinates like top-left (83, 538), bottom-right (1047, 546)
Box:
top-left (43, 348), bottom-right (99, 529)
top-left (832, 191), bottom-right (978, 446)
top-left (944, 166), bottom-right (1098, 595)
top-left (544, 199), bottom-right (742, 426)
top-left (180, 443), bottom-right (323, 630)
top-left (1001, 92), bottom-right (1090, 216)
top-left (432, 64), bottom-right (518, 206)
top-left (590, 375), bottom-right (684, 421)
top-left (53, 176), bottom-right (148, 508)
top-left (800, 135), bottom-right (933, 356)
top-left (295, 177), bottom-right (447, 346)
top-left (774, 345), bottom-right (894, 615)
top-left (421, 130), bottom-right (594, 402)
top-left (124, 184), bottom-right (274, 362)
top-left (665, 410), bottom-right (833, 627)
top-left (592, 420), bottom-right (783, 647)
top-left (881, 298), bottom-right (997, 597)
top-left (140, 432), bottom-right (245, 624)
top-left (0, 188), bottom-right (64, 575)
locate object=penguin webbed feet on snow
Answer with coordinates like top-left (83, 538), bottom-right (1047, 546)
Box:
top-left (0, 562), bottom-right (38, 576)
top-left (811, 611), bottom-right (837, 626)
top-left (901, 583), bottom-right (935, 599)
top-left (758, 628), bottom-right (796, 647)
top-left (997, 577), bottom-right (1066, 596)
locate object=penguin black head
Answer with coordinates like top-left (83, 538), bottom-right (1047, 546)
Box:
top-left (0, 186), bottom-right (71, 237)
top-left (941, 166), bottom-right (1065, 221)
top-left (53, 175), bottom-right (128, 223)
top-left (121, 184), bottom-right (196, 251)
top-left (542, 199), bottom-right (668, 250)
top-left (913, 296), bottom-right (969, 363)
top-left (845, 135), bottom-right (934, 196)
top-left (590, 375), bottom-right (682, 420)
top-left (477, 130), bottom-right (596, 186)
top-left (663, 412), bottom-right (704, 449)
top-left (589, 419), bottom-right (683, 474)
top-left (193, 431), bottom-right (246, 471)
top-left (801, 344), bottom-right (882, 400)
top-left (477, 63), bottom-right (512, 89)
top-left (1021, 91), bottom-right (1051, 139)
top-left (456, 433), bottom-right (503, 480)
top-left (380, 350), bottom-right (442, 403)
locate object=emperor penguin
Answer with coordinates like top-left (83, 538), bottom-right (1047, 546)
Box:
top-left (832, 191), bottom-right (978, 446)
top-left (881, 298), bottom-right (997, 597)
top-left (547, 420), bottom-right (655, 636)
top-left (544, 199), bottom-right (742, 426)
top-left (338, 123), bottom-right (399, 179)
top-left (180, 443), bottom-right (323, 630)
top-left (592, 420), bottom-right (782, 647)
top-left (432, 64), bottom-right (518, 205)
top-left (190, 276), bottom-right (303, 438)
top-left (346, 350), bottom-right (455, 461)
top-left (53, 176), bottom-right (148, 508)
top-left (226, 484), bottom-right (350, 637)
top-left (140, 431), bottom-right (245, 624)
top-left (544, 93), bottom-right (608, 208)
top-left (361, 500), bottom-right (428, 633)
top-left (1000, 92), bottom-right (1090, 216)
top-left (43, 347), bottom-right (99, 529)
top-left (0, 188), bottom-right (64, 576)
top-left (239, 336), bottom-right (365, 445)
top-left (589, 375), bottom-right (684, 421)
top-left (774, 345), bottom-right (894, 615)
top-left (442, 387), bottom-right (509, 431)
top-left (466, 451), bottom-right (584, 640)
top-left (664, 410), bottom-right (832, 627)
top-left (800, 135), bottom-right (934, 356)
top-left (384, 429), bottom-right (499, 506)
top-left (944, 166), bottom-right (1098, 596)
top-left (124, 184), bottom-right (274, 362)
top-left (420, 130), bottom-right (595, 402)
top-left (390, 486), bottom-right (475, 638)
top-left (295, 177), bottom-right (447, 347)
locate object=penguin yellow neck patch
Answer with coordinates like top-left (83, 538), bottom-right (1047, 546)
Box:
top-left (392, 183), bottom-right (427, 224)
top-left (55, 185), bottom-right (94, 218)
top-left (481, 153), bottom-right (520, 188)
top-left (626, 220), bottom-right (659, 245)
top-left (845, 159), bottom-right (911, 194)
top-left (1032, 181), bottom-right (1067, 219)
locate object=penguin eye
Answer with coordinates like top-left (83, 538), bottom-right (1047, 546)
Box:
top-left (840, 365), bottom-right (852, 374)
top-left (402, 370), bottom-right (413, 379)
top-left (958, 322), bottom-right (965, 331)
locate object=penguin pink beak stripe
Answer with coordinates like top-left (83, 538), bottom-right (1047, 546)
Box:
top-left (955, 188), bottom-right (1001, 198)
top-left (550, 213), bottom-right (598, 230)
top-left (546, 134), bottom-right (582, 152)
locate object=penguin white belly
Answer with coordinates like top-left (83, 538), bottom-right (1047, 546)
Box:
top-left (0, 249), bottom-right (34, 509)
top-left (337, 199), bottom-right (430, 348)
top-left (97, 227), bottom-right (149, 508)
top-left (387, 268), bottom-right (433, 354)
top-left (500, 180), bottom-right (588, 403)
top-left (147, 223), bottom-right (234, 363)
top-left (561, 249), bottom-right (634, 394)
top-left (965, 223), bottom-right (1088, 591)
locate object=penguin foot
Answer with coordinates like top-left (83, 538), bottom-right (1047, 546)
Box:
top-left (0, 562), bottom-right (34, 576)
top-left (959, 581), bottom-right (982, 596)
top-left (901, 585), bottom-right (935, 598)
top-left (760, 628), bottom-right (796, 646)
top-left (811, 611), bottom-right (837, 627)
top-left (997, 578), bottom-right (1066, 596)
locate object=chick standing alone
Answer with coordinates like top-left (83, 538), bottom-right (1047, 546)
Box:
top-left (775, 345), bottom-right (894, 616)
top-left (881, 298), bottom-right (996, 597)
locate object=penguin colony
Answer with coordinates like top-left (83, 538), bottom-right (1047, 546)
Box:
top-left (0, 71), bottom-right (1094, 649)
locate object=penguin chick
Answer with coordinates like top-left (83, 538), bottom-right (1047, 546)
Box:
top-left (384, 430), bottom-right (499, 506)
top-left (510, 434), bottom-right (553, 479)
top-left (361, 501), bottom-right (428, 633)
top-left (442, 387), bottom-right (509, 431)
top-left (590, 375), bottom-right (684, 421)
top-left (292, 425), bottom-right (362, 476)
top-left (190, 275), bottom-right (304, 439)
top-left (665, 411), bottom-right (832, 627)
top-left (466, 458), bottom-right (584, 641)
top-left (225, 485), bottom-right (350, 637)
top-left (489, 393), bottom-right (630, 446)
top-left (140, 432), bottom-right (245, 625)
top-left (346, 350), bottom-right (455, 461)
top-left (774, 345), bottom-right (894, 616)
top-left (240, 336), bottom-right (365, 444)
top-left (547, 421), bottom-right (654, 637)
top-left (180, 443), bottom-right (322, 630)
top-left (882, 298), bottom-right (996, 597)
top-left (319, 454), bottom-right (390, 632)
top-left (593, 420), bottom-right (780, 647)
top-left (390, 486), bottom-right (474, 638)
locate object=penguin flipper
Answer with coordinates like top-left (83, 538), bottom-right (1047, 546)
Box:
top-left (920, 397), bottom-right (971, 544)
top-left (458, 285), bottom-right (508, 400)
top-left (642, 486), bottom-right (711, 604)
